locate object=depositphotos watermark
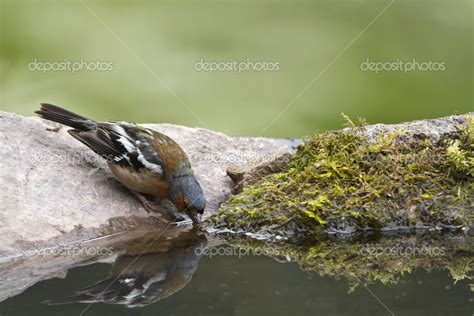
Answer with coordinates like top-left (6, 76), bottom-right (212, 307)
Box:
top-left (360, 58), bottom-right (446, 74)
top-left (26, 150), bottom-right (282, 166)
top-left (27, 58), bottom-right (114, 74)
top-left (27, 150), bottom-right (116, 166)
top-left (194, 58), bottom-right (280, 74)
top-left (194, 245), bottom-right (284, 258)
top-left (360, 245), bottom-right (445, 257)
top-left (26, 243), bottom-right (114, 258)
top-left (188, 151), bottom-right (280, 165)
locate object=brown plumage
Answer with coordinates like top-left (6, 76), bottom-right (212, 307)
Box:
top-left (36, 103), bottom-right (206, 224)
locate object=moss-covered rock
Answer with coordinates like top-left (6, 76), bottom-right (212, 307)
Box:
top-left (208, 115), bottom-right (473, 239)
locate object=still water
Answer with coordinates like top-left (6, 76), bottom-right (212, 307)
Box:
top-left (0, 230), bottom-right (472, 316)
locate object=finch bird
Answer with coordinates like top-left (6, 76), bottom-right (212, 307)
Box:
top-left (35, 103), bottom-right (206, 224)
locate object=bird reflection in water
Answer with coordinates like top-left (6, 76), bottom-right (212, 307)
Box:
top-left (43, 230), bottom-right (207, 308)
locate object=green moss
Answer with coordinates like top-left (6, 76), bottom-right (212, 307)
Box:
top-left (209, 116), bottom-right (473, 238)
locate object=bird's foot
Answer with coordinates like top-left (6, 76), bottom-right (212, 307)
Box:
top-left (158, 199), bottom-right (186, 222)
top-left (131, 191), bottom-right (158, 213)
top-left (132, 191), bottom-right (185, 223)
top-left (142, 200), bottom-right (162, 213)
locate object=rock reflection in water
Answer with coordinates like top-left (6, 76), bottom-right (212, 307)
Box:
top-left (43, 230), bottom-right (207, 308)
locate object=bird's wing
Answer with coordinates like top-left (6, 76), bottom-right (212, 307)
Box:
top-left (111, 122), bottom-right (165, 174)
top-left (43, 272), bottom-right (168, 307)
top-left (68, 129), bottom-right (124, 162)
top-left (143, 129), bottom-right (192, 177)
top-left (117, 122), bottom-right (192, 177)
top-left (70, 121), bottom-right (164, 176)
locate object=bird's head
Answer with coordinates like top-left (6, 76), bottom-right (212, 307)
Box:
top-left (170, 169), bottom-right (206, 225)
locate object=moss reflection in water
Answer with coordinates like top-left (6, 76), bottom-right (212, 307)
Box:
top-left (225, 232), bottom-right (473, 292)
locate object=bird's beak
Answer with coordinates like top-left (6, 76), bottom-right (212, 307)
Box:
top-left (191, 213), bottom-right (202, 225)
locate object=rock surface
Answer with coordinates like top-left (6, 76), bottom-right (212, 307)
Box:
top-left (0, 112), bottom-right (296, 255)
top-left (226, 152), bottom-right (294, 193)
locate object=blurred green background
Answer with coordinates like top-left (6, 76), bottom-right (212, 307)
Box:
top-left (0, 0), bottom-right (472, 138)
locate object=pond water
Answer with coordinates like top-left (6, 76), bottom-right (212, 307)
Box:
top-left (0, 230), bottom-right (472, 316)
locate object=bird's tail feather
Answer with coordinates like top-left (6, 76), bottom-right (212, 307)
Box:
top-left (42, 277), bottom-right (131, 305)
top-left (42, 294), bottom-right (93, 305)
top-left (35, 103), bottom-right (96, 131)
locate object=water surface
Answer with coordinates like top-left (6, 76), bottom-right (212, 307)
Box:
top-left (0, 230), bottom-right (472, 315)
